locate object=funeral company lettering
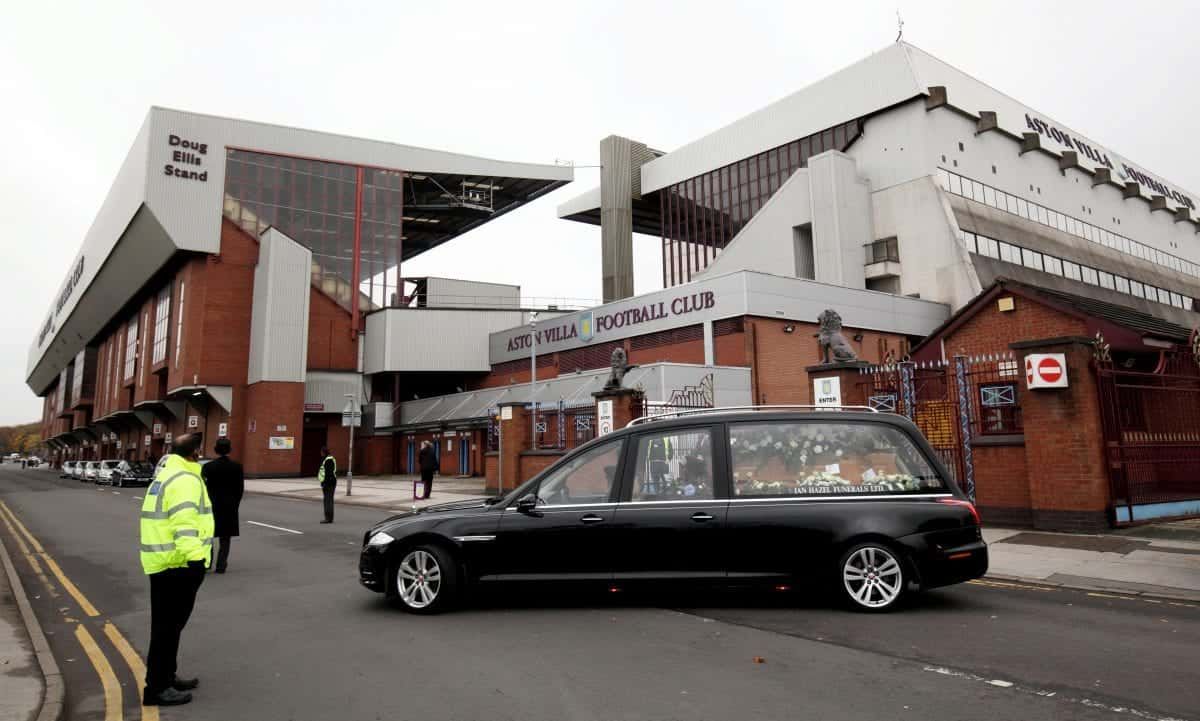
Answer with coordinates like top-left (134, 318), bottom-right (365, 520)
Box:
top-left (164, 134), bottom-right (208, 182)
top-left (1024, 114), bottom-right (1194, 210)
top-left (506, 291), bottom-right (716, 352)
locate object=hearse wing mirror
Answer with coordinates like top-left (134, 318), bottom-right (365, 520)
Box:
top-left (516, 494), bottom-right (539, 513)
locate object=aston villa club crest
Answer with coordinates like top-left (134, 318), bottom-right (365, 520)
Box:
top-left (579, 311), bottom-right (594, 343)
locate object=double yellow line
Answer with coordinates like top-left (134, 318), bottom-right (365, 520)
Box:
top-left (0, 499), bottom-right (158, 721)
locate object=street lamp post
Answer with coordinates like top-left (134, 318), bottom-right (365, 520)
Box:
top-left (529, 312), bottom-right (539, 448)
top-left (344, 392), bottom-right (356, 497)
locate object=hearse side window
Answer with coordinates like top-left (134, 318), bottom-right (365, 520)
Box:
top-left (532, 439), bottom-right (623, 506)
top-left (728, 422), bottom-right (945, 497)
top-left (630, 428), bottom-right (715, 501)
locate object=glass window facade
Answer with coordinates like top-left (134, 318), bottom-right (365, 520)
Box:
top-left (123, 316), bottom-right (139, 380)
top-left (222, 150), bottom-right (404, 314)
top-left (660, 119), bottom-right (862, 286)
top-left (151, 285), bottom-right (171, 364)
top-left (938, 168), bottom-right (1200, 281)
top-left (957, 228), bottom-right (1199, 311)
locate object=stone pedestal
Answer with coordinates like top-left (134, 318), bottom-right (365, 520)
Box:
top-left (489, 402), bottom-right (531, 496)
top-left (1010, 338), bottom-right (1111, 532)
top-left (592, 387), bottom-right (644, 435)
top-left (804, 361), bottom-right (871, 408)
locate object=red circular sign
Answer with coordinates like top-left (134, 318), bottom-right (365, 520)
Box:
top-left (1037, 357), bottom-right (1063, 383)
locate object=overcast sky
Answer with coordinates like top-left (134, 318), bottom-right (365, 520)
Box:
top-left (1, 0), bottom-right (1196, 426)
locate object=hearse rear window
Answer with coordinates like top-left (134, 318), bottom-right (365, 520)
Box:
top-left (728, 422), bottom-right (945, 497)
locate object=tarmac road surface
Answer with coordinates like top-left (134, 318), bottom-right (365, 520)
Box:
top-left (2, 466), bottom-right (1196, 721)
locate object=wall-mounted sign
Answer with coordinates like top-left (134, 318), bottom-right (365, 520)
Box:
top-left (1025, 353), bottom-right (1068, 389)
top-left (165, 432), bottom-right (172, 445)
top-left (303, 403), bottom-right (324, 412)
top-left (268, 436), bottom-right (295, 450)
top-left (597, 400), bottom-right (614, 436)
top-left (813, 377), bottom-right (843, 407)
top-left (500, 406), bottom-right (513, 421)
top-left (116, 440), bottom-right (122, 449)
top-left (218, 422), bottom-right (228, 438)
top-left (504, 290), bottom-right (717, 354)
top-left (144, 434), bottom-right (152, 447)
top-left (153, 423), bottom-right (163, 435)
top-left (275, 424), bottom-right (287, 432)
top-left (164, 134), bottom-right (208, 182)
top-left (249, 419), bottom-right (256, 433)
top-left (187, 415), bottom-right (199, 429)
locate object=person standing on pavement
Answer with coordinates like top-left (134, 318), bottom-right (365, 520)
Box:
top-left (139, 432), bottom-right (212, 707)
top-left (200, 438), bottom-right (243, 574)
top-left (318, 446), bottom-right (337, 523)
top-left (418, 440), bottom-right (437, 500)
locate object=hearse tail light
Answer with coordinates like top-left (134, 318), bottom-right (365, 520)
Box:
top-left (937, 498), bottom-right (981, 526)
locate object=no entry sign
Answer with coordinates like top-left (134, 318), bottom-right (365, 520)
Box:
top-left (1025, 353), bottom-right (1068, 389)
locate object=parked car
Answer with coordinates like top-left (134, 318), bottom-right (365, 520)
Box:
top-left (72, 462), bottom-right (88, 480)
top-left (359, 408), bottom-right (987, 614)
top-left (95, 460), bottom-right (121, 484)
top-left (110, 460), bottom-right (154, 488)
top-left (82, 461), bottom-right (101, 482)
top-left (60, 461), bottom-right (76, 479)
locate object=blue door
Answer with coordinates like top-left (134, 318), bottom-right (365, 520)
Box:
top-left (406, 439), bottom-right (415, 474)
top-left (433, 439), bottom-right (441, 471)
top-left (459, 436), bottom-right (470, 475)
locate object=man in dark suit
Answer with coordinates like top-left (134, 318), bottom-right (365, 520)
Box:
top-left (418, 441), bottom-right (437, 500)
top-left (201, 439), bottom-right (244, 574)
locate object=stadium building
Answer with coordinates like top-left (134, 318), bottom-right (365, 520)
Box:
top-left (33, 44), bottom-right (1199, 527)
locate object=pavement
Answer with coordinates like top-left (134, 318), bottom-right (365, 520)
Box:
top-left (2, 466), bottom-right (1199, 721)
top-left (0, 534), bottom-right (43, 721)
top-left (252, 473), bottom-right (1200, 602)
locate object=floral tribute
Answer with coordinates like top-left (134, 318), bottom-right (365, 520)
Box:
top-left (729, 422), bottom-right (941, 496)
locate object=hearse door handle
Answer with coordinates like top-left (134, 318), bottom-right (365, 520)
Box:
top-left (579, 514), bottom-right (605, 524)
top-left (691, 512), bottom-right (715, 522)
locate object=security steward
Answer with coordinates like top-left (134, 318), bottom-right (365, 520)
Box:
top-left (140, 432), bottom-right (213, 707)
top-left (318, 447), bottom-right (337, 523)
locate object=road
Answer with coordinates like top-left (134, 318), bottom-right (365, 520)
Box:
top-left (1, 465), bottom-right (1196, 721)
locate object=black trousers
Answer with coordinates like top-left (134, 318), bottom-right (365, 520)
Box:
top-left (145, 563), bottom-right (206, 693)
top-left (215, 536), bottom-right (232, 571)
top-left (322, 483), bottom-right (336, 521)
top-left (420, 470), bottom-right (434, 499)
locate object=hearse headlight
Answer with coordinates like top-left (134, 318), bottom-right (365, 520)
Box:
top-left (366, 531), bottom-right (396, 548)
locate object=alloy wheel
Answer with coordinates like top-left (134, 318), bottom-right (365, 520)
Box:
top-left (842, 545), bottom-right (903, 609)
top-left (397, 550), bottom-right (442, 610)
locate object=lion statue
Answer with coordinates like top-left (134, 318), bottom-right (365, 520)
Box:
top-left (604, 347), bottom-right (636, 390)
top-left (815, 309), bottom-right (859, 364)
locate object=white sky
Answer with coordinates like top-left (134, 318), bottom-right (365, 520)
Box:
top-left (1, 0), bottom-right (1196, 425)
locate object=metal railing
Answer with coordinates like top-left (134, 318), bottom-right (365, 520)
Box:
top-left (626, 404), bottom-right (878, 428)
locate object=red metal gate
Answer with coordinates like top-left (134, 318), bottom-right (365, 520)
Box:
top-left (1096, 348), bottom-right (1200, 523)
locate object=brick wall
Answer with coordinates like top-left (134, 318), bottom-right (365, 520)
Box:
top-left (308, 287), bottom-right (358, 371)
top-left (242, 381), bottom-right (305, 477)
top-left (943, 294), bottom-right (1087, 357)
top-left (748, 317), bottom-right (910, 405)
top-left (973, 443), bottom-right (1032, 525)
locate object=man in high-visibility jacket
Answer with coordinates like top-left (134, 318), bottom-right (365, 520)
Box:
top-left (318, 446), bottom-right (336, 523)
top-left (140, 432), bottom-right (213, 707)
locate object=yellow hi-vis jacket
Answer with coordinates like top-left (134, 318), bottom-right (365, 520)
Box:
top-left (140, 454), bottom-right (214, 575)
top-left (317, 455), bottom-right (336, 484)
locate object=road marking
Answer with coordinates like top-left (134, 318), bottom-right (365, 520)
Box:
top-left (0, 500), bottom-right (99, 615)
top-left (0, 502), bottom-right (59, 597)
top-left (248, 520), bottom-right (304, 535)
top-left (923, 665), bottom-right (1187, 721)
top-left (133, 496), bottom-right (143, 500)
top-left (104, 622), bottom-right (159, 721)
top-left (75, 624), bottom-right (123, 721)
